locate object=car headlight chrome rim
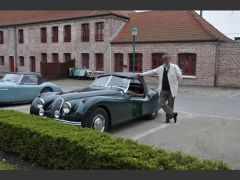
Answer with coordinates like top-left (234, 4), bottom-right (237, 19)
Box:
top-left (63, 102), bottom-right (72, 114)
top-left (37, 98), bottom-right (45, 109)
top-left (39, 109), bottom-right (44, 116)
top-left (54, 110), bottom-right (60, 119)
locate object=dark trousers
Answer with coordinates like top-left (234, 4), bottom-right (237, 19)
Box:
top-left (160, 90), bottom-right (175, 119)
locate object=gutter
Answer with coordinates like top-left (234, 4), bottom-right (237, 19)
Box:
top-left (13, 25), bottom-right (18, 72)
top-left (214, 39), bottom-right (220, 87)
top-left (111, 39), bottom-right (221, 44)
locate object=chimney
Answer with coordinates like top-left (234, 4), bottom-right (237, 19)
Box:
top-left (234, 37), bottom-right (240, 43)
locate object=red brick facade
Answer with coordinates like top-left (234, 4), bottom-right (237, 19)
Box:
top-left (217, 43), bottom-right (240, 87)
top-left (0, 10), bottom-right (239, 87)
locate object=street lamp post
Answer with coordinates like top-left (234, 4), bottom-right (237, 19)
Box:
top-left (131, 27), bottom-right (138, 73)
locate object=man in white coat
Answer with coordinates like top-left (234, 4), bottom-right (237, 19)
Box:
top-left (141, 54), bottom-right (182, 123)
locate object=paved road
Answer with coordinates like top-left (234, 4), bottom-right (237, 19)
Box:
top-left (176, 94), bottom-right (240, 120)
top-left (1, 79), bottom-right (240, 169)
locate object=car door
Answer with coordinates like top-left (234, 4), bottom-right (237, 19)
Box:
top-left (127, 79), bottom-right (146, 119)
top-left (18, 75), bottom-right (40, 102)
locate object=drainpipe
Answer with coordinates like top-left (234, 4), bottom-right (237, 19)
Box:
top-left (214, 39), bottom-right (220, 87)
top-left (13, 25), bottom-right (18, 72)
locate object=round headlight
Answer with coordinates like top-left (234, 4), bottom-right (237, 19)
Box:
top-left (63, 102), bottom-right (72, 114)
top-left (54, 110), bottom-right (60, 119)
top-left (39, 109), bottom-right (44, 116)
top-left (37, 98), bottom-right (45, 109)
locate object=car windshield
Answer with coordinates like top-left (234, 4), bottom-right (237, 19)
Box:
top-left (2, 74), bottom-right (22, 82)
top-left (90, 75), bottom-right (131, 92)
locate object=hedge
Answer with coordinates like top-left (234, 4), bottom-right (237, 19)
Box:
top-left (0, 110), bottom-right (229, 170)
top-left (0, 159), bottom-right (16, 170)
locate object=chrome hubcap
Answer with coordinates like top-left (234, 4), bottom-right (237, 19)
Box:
top-left (93, 114), bottom-right (105, 132)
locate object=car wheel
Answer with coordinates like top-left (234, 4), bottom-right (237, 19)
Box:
top-left (145, 110), bottom-right (158, 120)
top-left (41, 87), bottom-right (53, 93)
top-left (85, 107), bottom-right (110, 132)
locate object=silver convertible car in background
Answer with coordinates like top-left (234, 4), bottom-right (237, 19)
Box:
top-left (0, 72), bottom-right (62, 104)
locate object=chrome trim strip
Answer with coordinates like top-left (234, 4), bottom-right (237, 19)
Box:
top-left (105, 75), bottom-right (112, 87)
top-left (0, 89), bottom-right (9, 91)
top-left (59, 98), bottom-right (65, 110)
top-left (55, 118), bottom-right (82, 126)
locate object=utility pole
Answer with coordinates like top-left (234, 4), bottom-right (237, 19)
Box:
top-left (200, 10), bottom-right (203, 17)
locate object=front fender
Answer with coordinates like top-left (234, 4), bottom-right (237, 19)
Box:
top-left (41, 82), bottom-right (62, 93)
top-left (69, 96), bottom-right (114, 121)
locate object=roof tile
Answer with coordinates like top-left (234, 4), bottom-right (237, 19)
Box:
top-left (112, 10), bottom-right (232, 43)
top-left (0, 10), bottom-right (131, 26)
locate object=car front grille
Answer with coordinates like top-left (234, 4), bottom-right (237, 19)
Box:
top-left (50, 98), bottom-right (64, 118)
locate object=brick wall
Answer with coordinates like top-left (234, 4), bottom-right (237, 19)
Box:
top-left (111, 42), bottom-right (217, 86)
top-left (0, 27), bottom-right (15, 73)
top-left (217, 42), bottom-right (240, 87)
top-left (0, 15), bottom-right (126, 74)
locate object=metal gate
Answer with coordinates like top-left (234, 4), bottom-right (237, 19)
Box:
top-left (41, 60), bottom-right (75, 80)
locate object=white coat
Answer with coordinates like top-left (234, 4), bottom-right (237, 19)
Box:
top-left (142, 63), bottom-right (182, 97)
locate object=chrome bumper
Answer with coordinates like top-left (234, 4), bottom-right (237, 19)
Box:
top-left (42, 116), bottom-right (82, 126)
top-left (55, 118), bottom-right (82, 126)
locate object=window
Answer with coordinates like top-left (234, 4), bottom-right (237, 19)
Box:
top-left (178, 53), bottom-right (197, 76)
top-left (0, 56), bottom-right (4, 65)
top-left (64, 53), bottom-right (71, 62)
top-left (52, 26), bottom-right (58, 43)
top-left (64, 25), bottom-right (71, 42)
top-left (21, 75), bottom-right (38, 84)
top-left (95, 53), bottom-right (104, 71)
top-left (95, 22), bottom-right (104, 41)
top-left (18, 29), bottom-right (24, 44)
top-left (41, 53), bottom-right (47, 63)
top-left (81, 23), bottom-right (90, 42)
top-left (0, 31), bottom-right (4, 44)
top-left (52, 53), bottom-right (59, 63)
top-left (129, 53), bottom-right (143, 73)
top-left (19, 56), bottom-right (24, 66)
top-left (82, 53), bottom-right (89, 68)
top-left (152, 53), bottom-right (164, 69)
top-left (40, 27), bottom-right (47, 43)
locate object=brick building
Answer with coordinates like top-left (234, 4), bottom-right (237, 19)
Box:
top-left (0, 10), bottom-right (240, 87)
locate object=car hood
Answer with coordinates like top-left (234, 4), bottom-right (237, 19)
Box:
top-left (0, 81), bottom-right (17, 87)
top-left (59, 87), bottom-right (121, 101)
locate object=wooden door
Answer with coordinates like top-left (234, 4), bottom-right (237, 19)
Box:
top-left (9, 56), bottom-right (15, 72)
top-left (30, 56), bottom-right (36, 72)
top-left (114, 53), bottom-right (123, 72)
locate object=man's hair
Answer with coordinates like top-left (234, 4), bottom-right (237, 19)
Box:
top-left (162, 53), bottom-right (170, 59)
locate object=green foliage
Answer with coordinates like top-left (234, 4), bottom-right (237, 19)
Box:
top-left (0, 110), bottom-right (229, 170)
top-left (0, 159), bottom-right (16, 170)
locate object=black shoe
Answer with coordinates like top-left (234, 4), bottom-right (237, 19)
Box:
top-left (173, 113), bottom-right (178, 123)
top-left (165, 119), bottom-right (170, 123)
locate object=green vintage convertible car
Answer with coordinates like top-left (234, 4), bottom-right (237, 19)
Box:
top-left (0, 72), bottom-right (62, 104)
top-left (30, 73), bottom-right (160, 131)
